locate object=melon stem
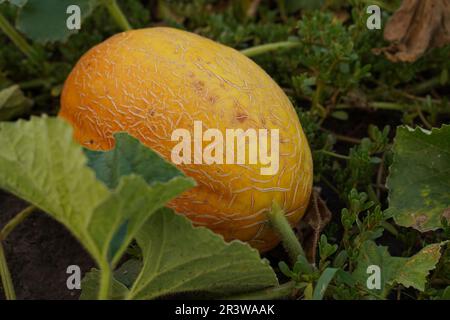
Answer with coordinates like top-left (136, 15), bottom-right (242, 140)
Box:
top-left (267, 201), bottom-right (306, 264)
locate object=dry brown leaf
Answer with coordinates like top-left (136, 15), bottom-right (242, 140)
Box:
top-left (297, 188), bottom-right (332, 263)
top-left (375, 0), bottom-right (450, 62)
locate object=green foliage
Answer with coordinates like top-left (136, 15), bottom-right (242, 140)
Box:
top-left (0, 116), bottom-right (279, 300)
top-left (0, 117), bottom-right (194, 269)
top-left (16, 0), bottom-right (97, 43)
top-left (387, 125), bottom-right (450, 232)
top-left (0, 84), bottom-right (32, 120)
top-left (0, 0), bottom-right (449, 300)
top-left (81, 207), bottom-right (278, 299)
top-left (335, 125), bottom-right (390, 196)
top-left (353, 241), bottom-right (447, 297)
top-left (295, 12), bottom-right (371, 93)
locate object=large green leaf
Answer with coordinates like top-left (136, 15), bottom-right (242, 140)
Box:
top-left (0, 116), bottom-right (194, 267)
top-left (128, 208), bottom-right (278, 299)
top-left (386, 125), bottom-right (450, 231)
top-left (0, 85), bottom-right (33, 120)
top-left (81, 208), bottom-right (279, 300)
top-left (353, 240), bottom-right (446, 297)
top-left (16, 0), bottom-right (97, 43)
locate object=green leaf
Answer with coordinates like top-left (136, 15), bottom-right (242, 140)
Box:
top-left (303, 282), bottom-right (313, 300)
top-left (80, 259), bottom-right (142, 299)
top-left (442, 286), bottom-right (450, 300)
top-left (293, 254), bottom-right (314, 275)
top-left (391, 242), bottom-right (446, 291)
top-left (126, 208), bottom-right (279, 300)
top-left (0, 116), bottom-right (194, 268)
top-left (279, 261), bottom-right (295, 278)
top-left (80, 208), bottom-right (279, 300)
top-left (386, 125), bottom-right (450, 231)
top-left (313, 267), bottom-right (338, 300)
top-left (84, 132), bottom-right (184, 189)
top-left (353, 240), bottom-right (446, 297)
top-left (16, 0), bottom-right (97, 43)
top-left (80, 268), bottom-right (130, 300)
top-left (113, 259), bottom-right (142, 288)
top-left (0, 85), bottom-right (33, 120)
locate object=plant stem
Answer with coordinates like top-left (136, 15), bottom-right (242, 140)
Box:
top-left (0, 205), bottom-right (35, 300)
top-left (18, 79), bottom-right (51, 90)
top-left (333, 134), bottom-right (361, 144)
top-left (317, 150), bottom-right (350, 160)
top-left (241, 41), bottom-right (300, 57)
top-left (103, 0), bottom-right (132, 31)
top-left (321, 128), bottom-right (362, 144)
top-left (381, 221), bottom-right (399, 238)
top-left (223, 281), bottom-right (296, 300)
top-left (0, 13), bottom-right (40, 65)
top-left (0, 12), bottom-right (40, 66)
top-left (336, 101), bottom-right (450, 114)
top-left (416, 107), bottom-right (433, 129)
top-left (266, 202), bottom-right (305, 263)
top-left (410, 76), bottom-right (442, 95)
top-left (320, 175), bottom-right (340, 196)
top-left (98, 263), bottom-right (112, 300)
top-left (0, 205), bottom-right (36, 241)
top-left (0, 242), bottom-right (15, 300)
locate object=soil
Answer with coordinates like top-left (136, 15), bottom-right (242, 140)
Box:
top-left (0, 190), bottom-right (95, 300)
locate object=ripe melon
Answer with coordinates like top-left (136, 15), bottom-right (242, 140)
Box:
top-left (59, 27), bottom-right (313, 252)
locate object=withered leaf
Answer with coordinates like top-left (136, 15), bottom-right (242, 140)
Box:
top-left (297, 188), bottom-right (332, 263)
top-left (375, 0), bottom-right (450, 62)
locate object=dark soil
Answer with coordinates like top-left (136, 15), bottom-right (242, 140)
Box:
top-left (0, 191), bottom-right (95, 300)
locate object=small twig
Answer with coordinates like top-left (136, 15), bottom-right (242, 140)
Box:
top-left (317, 150), bottom-right (350, 160)
top-left (320, 175), bottom-right (340, 196)
top-left (410, 76), bottom-right (442, 95)
top-left (241, 41), bottom-right (300, 57)
top-left (320, 128), bottom-right (362, 144)
top-left (335, 101), bottom-right (450, 114)
top-left (416, 107), bottom-right (433, 129)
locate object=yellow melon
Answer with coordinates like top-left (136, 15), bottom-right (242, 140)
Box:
top-left (59, 27), bottom-right (313, 252)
